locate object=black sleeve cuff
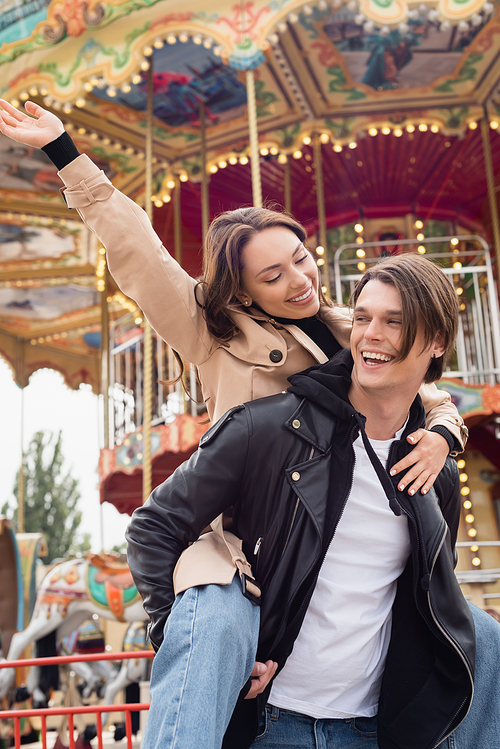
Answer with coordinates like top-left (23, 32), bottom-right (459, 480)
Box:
top-left (42, 131), bottom-right (80, 170)
top-left (430, 425), bottom-right (458, 454)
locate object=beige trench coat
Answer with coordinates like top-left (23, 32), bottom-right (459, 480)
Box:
top-left (58, 155), bottom-right (467, 450)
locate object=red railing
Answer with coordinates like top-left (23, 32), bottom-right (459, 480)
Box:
top-left (0, 651), bottom-right (154, 749)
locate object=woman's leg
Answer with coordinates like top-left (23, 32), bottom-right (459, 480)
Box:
top-left (141, 576), bottom-right (260, 749)
top-left (439, 603), bottom-right (500, 748)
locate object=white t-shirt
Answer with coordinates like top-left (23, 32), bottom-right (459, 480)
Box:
top-left (269, 426), bottom-right (411, 719)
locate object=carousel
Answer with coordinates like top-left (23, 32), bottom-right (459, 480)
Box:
top-left (1, 0), bottom-right (500, 612)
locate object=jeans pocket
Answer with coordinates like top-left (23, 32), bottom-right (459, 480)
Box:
top-left (254, 705), bottom-right (272, 743)
top-left (350, 716), bottom-right (378, 738)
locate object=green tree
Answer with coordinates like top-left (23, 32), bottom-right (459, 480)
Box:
top-left (1, 430), bottom-right (90, 562)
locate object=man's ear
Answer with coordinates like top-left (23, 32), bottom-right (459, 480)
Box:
top-left (432, 333), bottom-right (446, 359)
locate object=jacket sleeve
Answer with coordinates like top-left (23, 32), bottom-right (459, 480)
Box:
top-left (125, 406), bottom-right (250, 650)
top-left (417, 382), bottom-right (468, 454)
top-left (57, 154), bottom-right (213, 365)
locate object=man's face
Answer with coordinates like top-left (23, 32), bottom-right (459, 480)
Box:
top-left (350, 279), bottom-right (444, 400)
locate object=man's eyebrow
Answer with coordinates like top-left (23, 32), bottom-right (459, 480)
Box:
top-left (354, 306), bottom-right (402, 316)
top-left (255, 242), bottom-right (304, 277)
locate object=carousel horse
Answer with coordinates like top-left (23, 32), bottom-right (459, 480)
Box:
top-left (0, 552), bottom-right (147, 703)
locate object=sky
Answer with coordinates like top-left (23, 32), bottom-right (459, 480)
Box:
top-left (0, 357), bottom-right (131, 553)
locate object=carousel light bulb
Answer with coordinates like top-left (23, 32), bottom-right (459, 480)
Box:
top-left (210, 165), bottom-right (218, 173)
top-left (75, 98), bottom-right (86, 108)
top-left (277, 154), bottom-right (288, 164)
top-left (39, 86), bottom-right (48, 96)
top-left (457, 287), bottom-right (464, 295)
top-left (451, 237), bottom-right (459, 245)
top-left (394, 128), bottom-right (403, 137)
top-left (293, 150), bottom-right (302, 159)
top-left (164, 195), bottom-right (172, 203)
top-left (77, 127), bottom-right (86, 135)
top-left (302, 136), bottom-right (311, 145)
top-left (354, 223), bottom-right (363, 233)
top-left (240, 156), bottom-right (249, 165)
top-left (470, 545), bottom-right (479, 552)
top-left (218, 161), bottom-right (227, 169)
top-left (348, 141), bottom-right (357, 149)
top-left (318, 0), bottom-right (328, 9)
top-left (143, 45), bottom-right (153, 56)
top-left (320, 133), bottom-right (329, 144)
top-left (203, 38), bottom-right (213, 48)
top-left (321, 285), bottom-right (327, 293)
top-left (382, 126), bottom-right (391, 135)
top-left (414, 219), bottom-right (424, 229)
top-left (472, 557), bottom-right (481, 566)
top-left (277, 22), bottom-right (288, 33)
top-left (90, 132), bottom-right (99, 141)
top-left (453, 261), bottom-right (462, 269)
top-left (333, 144), bottom-right (342, 152)
top-left (29, 86), bottom-right (38, 96)
top-left (260, 147), bottom-right (269, 155)
top-left (417, 233), bottom-right (424, 241)
top-left (154, 200), bottom-right (162, 207)
top-left (469, 121), bottom-right (478, 130)
top-left (153, 38), bottom-right (164, 48)
top-left (121, 83), bottom-right (131, 93)
top-left (288, 12), bottom-right (299, 23)
top-left (140, 60), bottom-right (150, 71)
top-left (303, 5), bottom-right (313, 14)
top-left (179, 32), bottom-right (189, 42)
top-left (460, 473), bottom-right (468, 482)
top-left (457, 459), bottom-right (466, 468)
top-left (465, 514), bottom-right (475, 524)
top-left (132, 74), bottom-right (142, 85)
top-left (10, 98), bottom-right (20, 108)
top-left (229, 156), bottom-right (238, 165)
top-left (356, 249), bottom-right (365, 258)
top-left (317, 258), bottom-right (325, 266)
top-left (62, 103), bottom-right (72, 113)
top-left (102, 137), bottom-right (111, 145)
top-left (430, 125), bottom-right (439, 133)
top-left (461, 486), bottom-right (470, 495)
top-left (167, 35), bottom-right (177, 44)
top-left (356, 236), bottom-right (364, 245)
top-left (490, 120), bottom-right (499, 129)
top-left (406, 124), bottom-right (415, 133)
top-left (213, 47), bottom-right (223, 57)
top-left (368, 127), bottom-right (378, 136)
top-left (468, 528), bottom-right (477, 537)
top-left (125, 146), bottom-right (134, 154)
top-left (316, 246), bottom-right (325, 255)
top-left (419, 123), bottom-right (428, 132)
top-left (270, 147), bottom-right (279, 155)
top-left (463, 500), bottom-right (472, 509)
top-left (19, 91), bottom-right (29, 101)
top-left (357, 262), bottom-right (366, 271)
top-left (418, 245), bottom-right (426, 254)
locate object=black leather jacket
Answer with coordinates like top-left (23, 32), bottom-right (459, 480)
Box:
top-left (126, 352), bottom-right (474, 749)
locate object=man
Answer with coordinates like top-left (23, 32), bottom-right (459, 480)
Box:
top-left (126, 254), bottom-right (497, 749)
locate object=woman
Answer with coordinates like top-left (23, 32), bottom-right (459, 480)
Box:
top-left (0, 100), bottom-right (469, 745)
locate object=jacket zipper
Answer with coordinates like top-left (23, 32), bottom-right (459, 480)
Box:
top-left (385, 444), bottom-right (473, 748)
top-left (281, 446), bottom-right (316, 558)
top-left (273, 424), bottom-right (358, 649)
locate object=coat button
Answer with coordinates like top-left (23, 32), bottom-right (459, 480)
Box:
top-left (292, 471), bottom-right (300, 481)
top-left (269, 349), bottom-right (283, 363)
top-left (292, 419), bottom-right (301, 429)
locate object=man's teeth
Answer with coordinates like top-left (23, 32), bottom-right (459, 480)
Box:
top-left (362, 352), bottom-right (392, 362)
top-left (289, 288), bottom-right (311, 302)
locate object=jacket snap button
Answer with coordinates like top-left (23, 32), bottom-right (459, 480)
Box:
top-left (292, 471), bottom-right (300, 481)
top-left (269, 349), bottom-right (283, 363)
top-left (292, 419), bottom-right (301, 429)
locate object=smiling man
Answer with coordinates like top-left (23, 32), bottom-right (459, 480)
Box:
top-left (127, 254), bottom-right (499, 749)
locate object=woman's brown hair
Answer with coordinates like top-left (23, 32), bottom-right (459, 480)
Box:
top-left (200, 205), bottom-right (331, 342)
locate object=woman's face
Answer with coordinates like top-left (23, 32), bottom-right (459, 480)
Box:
top-left (239, 226), bottom-right (320, 319)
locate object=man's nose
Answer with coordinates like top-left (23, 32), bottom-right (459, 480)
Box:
top-left (365, 318), bottom-right (383, 339)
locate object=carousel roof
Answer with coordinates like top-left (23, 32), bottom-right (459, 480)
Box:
top-left (1, 0), bottom-right (500, 386)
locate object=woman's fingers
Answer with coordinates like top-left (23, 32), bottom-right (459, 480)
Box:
top-left (0, 99), bottom-right (27, 120)
top-left (0, 99), bottom-right (64, 147)
top-left (389, 430), bottom-right (449, 495)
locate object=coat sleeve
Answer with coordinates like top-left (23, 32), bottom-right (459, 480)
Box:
top-left (417, 382), bottom-right (468, 454)
top-left (435, 458), bottom-right (461, 562)
top-left (125, 406), bottom-right (250, 650)
top-left (57, 154), bottom-right (213, 365)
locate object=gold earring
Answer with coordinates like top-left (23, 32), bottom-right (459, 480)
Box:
top-left (244, 300), bottom-right (250, 306)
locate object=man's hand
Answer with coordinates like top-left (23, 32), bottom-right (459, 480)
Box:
top-left (244, 660), bottom-right (278, 699)
top-left (389, 429), bottom-right (449, 496)
top-left (0, 100), bottom-right (64, 149)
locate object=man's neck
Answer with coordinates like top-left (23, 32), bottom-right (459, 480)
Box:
top-left (348, 384), bottom-right (413, 440)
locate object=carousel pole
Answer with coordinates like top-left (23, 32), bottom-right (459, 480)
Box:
top-left (17, 386), bottom-right (25, 533)
top-left (142, 60), bottom-right (154, 503)
top-left (283, 159), bottom-right (291, 214)
top-left (246, 69), bottom-right (262, 208)
top-left (199, 102), bottom-right (210, 253)
top-left (100, 258), bottom-right (109, 552)
top-left (480, 116), bottom-right (500, 285)
top-left (174, 177), bottom-right (182, 265)
top-left (312, 133), bottom-right (331, 297)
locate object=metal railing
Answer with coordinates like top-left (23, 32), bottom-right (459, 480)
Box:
top-left (333, 235), bottom-right (500, 385)
top-left (0, 651), bottom-right (154, 749)
top-left (108, 312), bottom-right (206, 448)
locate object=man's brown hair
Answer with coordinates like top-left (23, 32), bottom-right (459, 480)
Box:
top-left (351, 254), bottom-right (459, 383)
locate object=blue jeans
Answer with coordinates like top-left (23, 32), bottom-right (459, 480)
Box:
top-left (142, 576), bottom-right (260, 749)
top-left (253, 707), bottom-right (378, 747)
top-left (142, 578), bottom-right (500, 749)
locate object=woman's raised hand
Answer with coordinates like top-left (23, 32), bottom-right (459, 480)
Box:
top-left (0, 99), bottom-right (64, 149)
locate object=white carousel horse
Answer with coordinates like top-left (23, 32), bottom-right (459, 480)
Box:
top-left (0, 552), bottom-right (147, 701)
